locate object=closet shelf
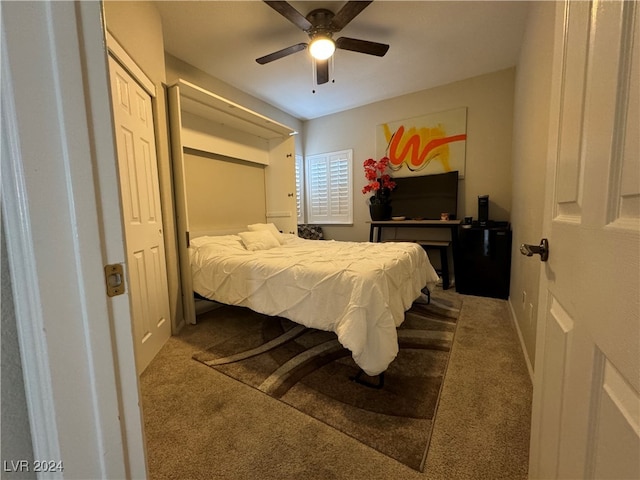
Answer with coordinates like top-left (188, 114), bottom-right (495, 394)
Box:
top-left (174, 79), bottom-right (295, 140)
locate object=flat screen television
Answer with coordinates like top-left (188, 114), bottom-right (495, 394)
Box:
top-left (389, 171), bottom-right (459, 220)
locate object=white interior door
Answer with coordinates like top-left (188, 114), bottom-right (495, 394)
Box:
top-left (108, 56), bottom-right (171, 374)
top-left (529, 1), bottom-right (639, 479)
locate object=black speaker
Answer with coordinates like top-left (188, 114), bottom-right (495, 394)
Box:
top-left (478, 195), bottom-right (489, 225)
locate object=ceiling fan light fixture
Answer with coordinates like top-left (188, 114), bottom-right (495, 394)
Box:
top-left (309, 36), bottom-right (335, 60)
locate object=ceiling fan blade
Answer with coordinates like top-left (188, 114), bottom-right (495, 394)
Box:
top-left (316, 59), bottom-right (329, 85)
top-left (330, 0), bottom-right (373, 30)
top-left (264, 1), bottom-right (312, 31)
top-left (335, 37), bottom-right (389, 57)
top-left (256, 43), bottom-right (308, 64)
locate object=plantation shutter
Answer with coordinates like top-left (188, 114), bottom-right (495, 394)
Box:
top-left (306, 149), bottom-right (353, 224)
top-left (295, 154), bottom-right (304, 224)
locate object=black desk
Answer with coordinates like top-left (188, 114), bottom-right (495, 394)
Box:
top-left (368, 220), bottom-right (462, 289)
top-left (368, 219), bottom-right (462, 243)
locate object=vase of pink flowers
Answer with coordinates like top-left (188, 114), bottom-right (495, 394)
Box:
top-left (362, 156), bottom-right (396, 221)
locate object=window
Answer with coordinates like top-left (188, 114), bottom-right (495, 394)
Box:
top-left (305, 149), bottom-right (353, 224)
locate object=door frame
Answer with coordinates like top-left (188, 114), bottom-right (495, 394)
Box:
top-left (1, 2), bottom-right (146, 478)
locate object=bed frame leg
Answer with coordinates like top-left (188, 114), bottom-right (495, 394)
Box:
top-left (350, 370), bottom-right (385, 389)
top-left (421, 287), bottom-right (431, 304)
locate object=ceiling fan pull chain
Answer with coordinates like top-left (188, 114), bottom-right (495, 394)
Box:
top-left (312, 58), bottom-right (317, 92)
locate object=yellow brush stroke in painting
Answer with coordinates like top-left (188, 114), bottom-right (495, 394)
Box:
top-left (383, 123), bottom-right (453, 172)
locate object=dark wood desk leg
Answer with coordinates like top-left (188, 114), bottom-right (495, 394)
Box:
top-left (369, 225), bottom-right (374, 242)
top-left (376, 226), bottom-right (382, 243)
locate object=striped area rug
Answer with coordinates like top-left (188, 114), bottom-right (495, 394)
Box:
top-left (193, 295), bottom-right (461, 471)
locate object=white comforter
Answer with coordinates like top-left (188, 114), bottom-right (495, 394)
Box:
top-left (190, 235), bottom-right (439, 375)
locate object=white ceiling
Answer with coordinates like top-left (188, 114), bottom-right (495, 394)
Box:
top-left (155, 1), bottom-right (531, 120)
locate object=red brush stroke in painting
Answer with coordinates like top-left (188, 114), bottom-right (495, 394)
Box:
top-left (388, 125), bottom-right (467, 169)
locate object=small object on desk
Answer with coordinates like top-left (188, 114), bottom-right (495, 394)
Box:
top-left (440, 212), bottom-right (450, 221)
top-left (391, 216), bottom-right (406, 221)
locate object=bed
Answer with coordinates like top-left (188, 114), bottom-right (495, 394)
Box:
top-left (189, 224), bottom-right (439, 377)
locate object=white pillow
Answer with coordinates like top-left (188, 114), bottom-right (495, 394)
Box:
top-left (247, 222), bottom-right (285, 245)
top-left (238, 230), bottom-right (280, 251)
top-left (190, 235), bottom-right (242, 248)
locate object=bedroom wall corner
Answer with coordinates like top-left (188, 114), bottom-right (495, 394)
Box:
top-left (508, 1), bottom-right (556, 370)
top-left (103, 1), bottom-right (185, 332)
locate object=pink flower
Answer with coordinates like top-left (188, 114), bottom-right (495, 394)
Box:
top-left (363, 158), bottom-right (376, 167)
top-left (362, 156), bottom-right (396, 195)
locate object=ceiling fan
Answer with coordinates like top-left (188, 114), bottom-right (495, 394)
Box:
top-left (256, 0), bottom-right (390, 85)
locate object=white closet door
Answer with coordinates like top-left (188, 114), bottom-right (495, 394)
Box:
top-left (108, 56), bottom-right (171, 374)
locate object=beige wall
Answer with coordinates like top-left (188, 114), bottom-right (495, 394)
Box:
top-left (304, 68), bottom-right (516, 243)
top-left (509, 2), bottom-right (556, 372)
top-left (183, 151), bottom-right (267, 233)
top-left (103, 1), bottom-right (165, 81)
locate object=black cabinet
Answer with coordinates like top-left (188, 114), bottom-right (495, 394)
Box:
top-left (455, 224), bottom-right (512, 299)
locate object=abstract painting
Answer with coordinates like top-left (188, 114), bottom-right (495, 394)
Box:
top-left (376, 107), bottom-right (467, 178)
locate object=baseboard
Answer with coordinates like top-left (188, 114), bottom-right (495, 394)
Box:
top-left (508, 297), bottom-right (534, 383)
